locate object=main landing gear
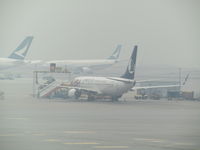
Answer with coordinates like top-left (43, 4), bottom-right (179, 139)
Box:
top-left (111, 95), bottom-right (122, 102)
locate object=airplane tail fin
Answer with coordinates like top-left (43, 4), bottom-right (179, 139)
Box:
top-left (8, 36), bottom-right (34, 60)
top-left (107, 45), bottom-right (122, 60)
top-left (121, 45), bottom-right (137, 80)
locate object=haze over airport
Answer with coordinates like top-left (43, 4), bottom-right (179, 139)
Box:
top-left (0, 0), bottom-right (199, 68)
top-left (0, 1), bottom-right (200, 150)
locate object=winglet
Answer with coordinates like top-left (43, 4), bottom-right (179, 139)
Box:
top-left (8, 36), bottom-right (34, 60)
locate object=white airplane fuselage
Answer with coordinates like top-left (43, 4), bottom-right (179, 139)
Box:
top-left (72, 76), bottom-right (135, 97)
top-left (47, 59), bottom-right (118, 68)
top-left (0, 58), bottom-right (25, 70)
top-left (46, 44), bottom-right (121, 73)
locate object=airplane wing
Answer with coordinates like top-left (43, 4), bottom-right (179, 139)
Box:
top-left (59, 85), bottom-right (101, 94)
top-left (132, 84), bottom-right (180, 90)
top-left (136, 79), bottom-right (162, 83)
top-left (134, 73), bottom-right (189, 90)
top-left (107, 77), bottom-right (135, 83)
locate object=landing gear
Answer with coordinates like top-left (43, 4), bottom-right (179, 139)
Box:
top-left (75, 90), bottom-right (81, 99)
top-left (111, 95), bottom-right (122, 102)
top-left (87, 94), bottom-right (95, 101)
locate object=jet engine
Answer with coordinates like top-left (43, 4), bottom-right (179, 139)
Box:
top-left (68, 89), bottom-right (81, 99)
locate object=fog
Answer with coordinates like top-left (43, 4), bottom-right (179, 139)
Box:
top-left (0, 0), bottom-right (199, 68)
top-left (1, 1), bottom-right (200, 149)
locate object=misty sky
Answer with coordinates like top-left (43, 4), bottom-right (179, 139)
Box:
top-left (0, 0), bottom-right (199, 68)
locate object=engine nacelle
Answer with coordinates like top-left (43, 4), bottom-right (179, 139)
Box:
top-left (68, 89), bottom-right (76, 97)
top-left (68, 89), bottom-right (81, 99)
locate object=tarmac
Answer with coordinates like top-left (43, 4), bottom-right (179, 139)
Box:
top-left (0, 78), bottom-right (200, 150)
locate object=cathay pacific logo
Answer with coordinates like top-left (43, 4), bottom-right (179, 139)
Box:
top-left (8, 36), bottom-right (33, 60)
top-left (14, 47), bottom-right (27, 58)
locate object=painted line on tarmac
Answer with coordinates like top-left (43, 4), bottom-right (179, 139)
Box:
top-left (133, 138), bottom-right (165, 143)
top-left (44, 139), bottom-right (61, 142)
top-left (7, 117), bottom-right (29, 120)
top-left (64, 131), bottom-right (96, 134)
top-left (174, 142), bottom-right (195, 146)
top-left (134, 138), bottom-right (195, 147)
top-left (94, 146), bottom-right (129, 149)
top-left (0, 134), bottom-right (22, 137)
top-left (64, 142), bottom-right (99, 145)
top-left (32, 133), bottom-right (46, 136)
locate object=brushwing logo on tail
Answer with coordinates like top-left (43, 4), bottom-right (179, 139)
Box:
top-left (108, 45), bottom-right (121, 59)
top-left (14, 44), bottom-right (29, 58)
top-left (8, 36), bottom-right (33, 60)
top-left (14, 47), bottom-right (28, 58)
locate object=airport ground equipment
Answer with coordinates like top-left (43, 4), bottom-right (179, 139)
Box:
top-left (167, 91), bottom-right (180, 100)
top-left (181, 91), bottom-right (194, 100)
top-left (33, 68), bottom-right (71, 98)
top-left (135, 94), bottom-right (147, 100)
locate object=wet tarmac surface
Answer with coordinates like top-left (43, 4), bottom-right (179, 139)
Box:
top-left (0, 78), bottom-right (200, 150)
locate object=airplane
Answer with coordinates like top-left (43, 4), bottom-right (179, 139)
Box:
top-left (61, 45), bottom-right (138, 101)
top-left (46, 45), bottom-right (122, 74)
top-left (60, 45), bottom-right (181, 101)
top-left (0, 36), bottom-right (34, 70)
